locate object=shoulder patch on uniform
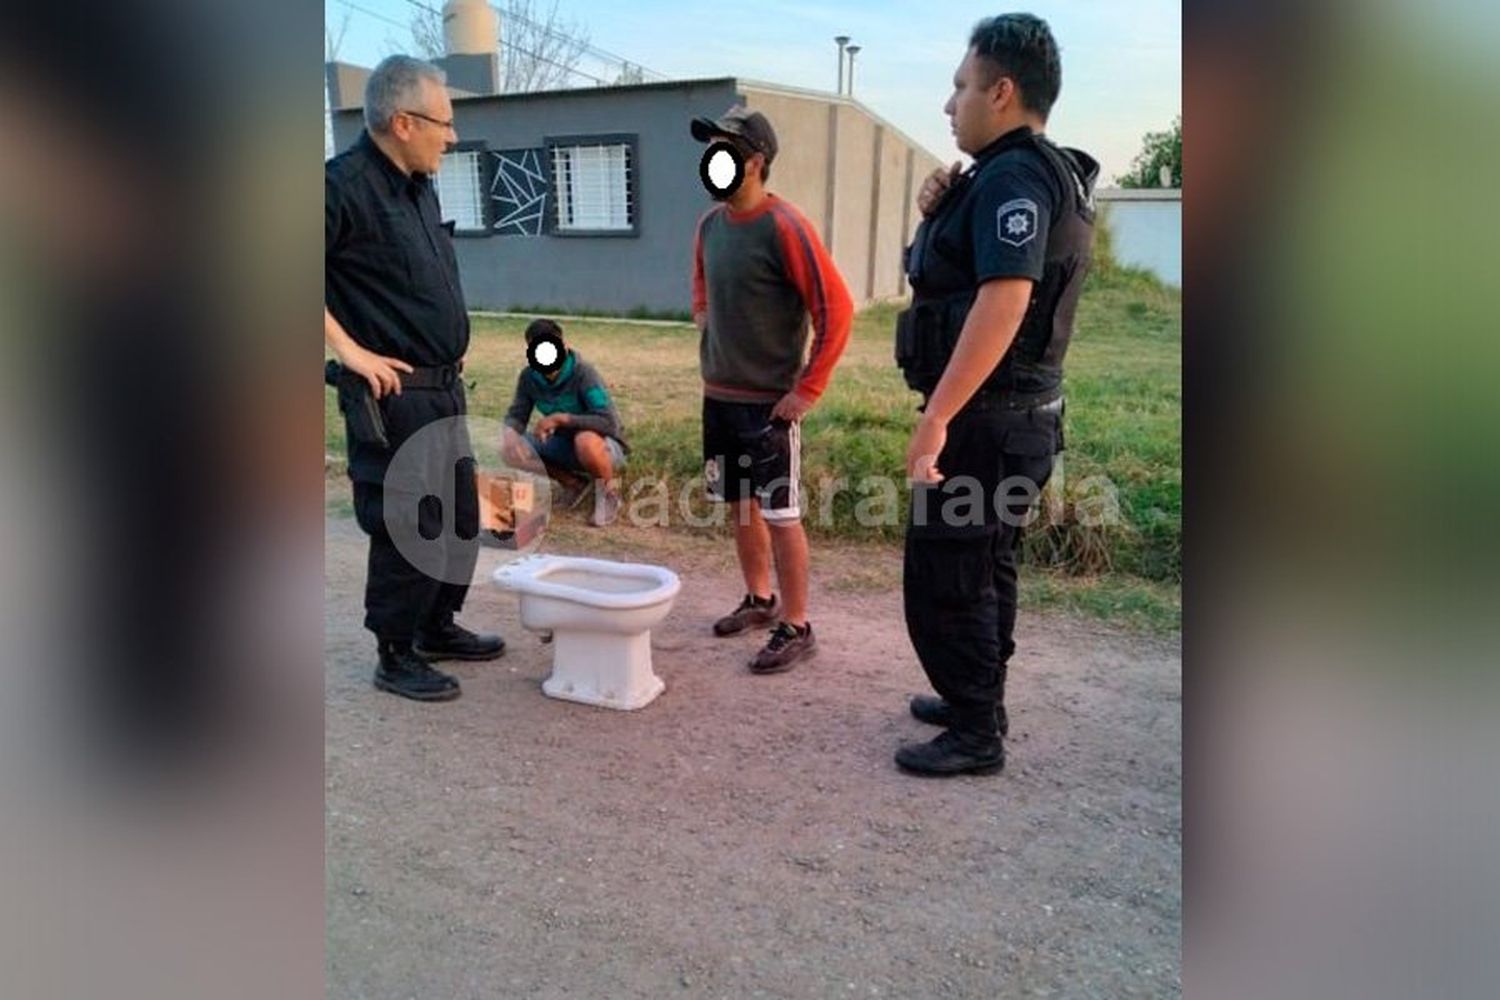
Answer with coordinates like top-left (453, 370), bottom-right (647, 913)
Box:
top-left (997, 198), bottom-right (1039, 248)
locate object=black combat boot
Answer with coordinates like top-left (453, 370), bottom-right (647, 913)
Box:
top-left (374, 640), bottom-right (462, 701)
top-left (894, 729), bottom-right (1004, 776)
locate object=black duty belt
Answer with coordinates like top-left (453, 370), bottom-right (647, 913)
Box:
top-left (400, 362), bottom-right (463, 390)
top-left (927, 389), bottom-right (1064, 414)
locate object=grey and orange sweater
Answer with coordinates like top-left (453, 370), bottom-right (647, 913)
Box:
top-left (692, 194), bottom-right (853, 404)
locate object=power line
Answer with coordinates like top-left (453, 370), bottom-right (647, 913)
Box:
top-left (485, 2), bottom-right (668, 79)
top-left (397, 0), bottom-right (668, 82)
top-left (336, 0), bottom-right (612, 86)
top-left (333, 0), bottom-right (410, 33)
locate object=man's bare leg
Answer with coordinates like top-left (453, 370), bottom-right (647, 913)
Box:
top-left (572, 431), bottom-right (617, 493)
top-left (768, 520), bottom-right (809, 627)
top-left (731, 499), bottom-right (773, 599)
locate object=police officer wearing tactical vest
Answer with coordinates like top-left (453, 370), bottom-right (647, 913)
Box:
top-left (893, 14), bottom-right (1098, 775)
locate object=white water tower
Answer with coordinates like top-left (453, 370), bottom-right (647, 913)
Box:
top-left (438, 0), bottom-right (502, 95)
top-left (443, 0), bottom-right (500, 56)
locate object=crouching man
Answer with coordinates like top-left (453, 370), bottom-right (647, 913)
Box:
top-left (501, 318), bottom-right (629, 527)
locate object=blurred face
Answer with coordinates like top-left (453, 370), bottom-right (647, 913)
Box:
top-left (943, 47), bottom-right (1013, 155)
top-left (389, 77), bottom-right (456, 175)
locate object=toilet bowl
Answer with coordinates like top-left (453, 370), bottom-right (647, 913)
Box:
top-left (492, 554), bottom-right (681, 710)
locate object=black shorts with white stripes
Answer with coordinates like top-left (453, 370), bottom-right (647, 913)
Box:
top-left (702, 397), bottom-right (802, 523)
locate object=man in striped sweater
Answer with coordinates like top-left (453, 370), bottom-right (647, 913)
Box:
top-left (690, 106), bottom-right (854, 674)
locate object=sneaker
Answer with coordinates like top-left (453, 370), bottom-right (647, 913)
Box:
top-left (374, 643), bottom-right (462, 702)
top-left (713, 593), bottom-right (779, 636)
top-left (909, 695), bottom-right (1009, 738)
top-left (748, 621), bottom-right (816, 674)
top-left (589, 485), bottom-right (622, 527)
top-left (413, 620), bottom-right (506, 661)
top-left (894, 729), bottom-right (1004, 776)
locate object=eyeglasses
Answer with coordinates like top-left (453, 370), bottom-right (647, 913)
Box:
top-left (398, 109), bottom-right (455, 131)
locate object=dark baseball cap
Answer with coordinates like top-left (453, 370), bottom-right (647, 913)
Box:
top-left (690, 105), bottom-right (778, 162)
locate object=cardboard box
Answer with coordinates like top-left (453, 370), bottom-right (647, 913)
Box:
top-left (477, 471), bottom-right (547, 549)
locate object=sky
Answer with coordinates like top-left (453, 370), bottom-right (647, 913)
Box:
top-left (324, 0), bottom-right (1180, 184)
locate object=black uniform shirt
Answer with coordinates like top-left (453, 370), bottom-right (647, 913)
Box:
top-left (913, 126), bottom-right (1061, 298)
top-left (325, 130), bottom-right (469, 367)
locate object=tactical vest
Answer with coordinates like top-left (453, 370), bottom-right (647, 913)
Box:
top-left (895, 127), bottom-right (1098, 404)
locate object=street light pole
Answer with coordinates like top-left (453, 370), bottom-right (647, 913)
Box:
top-left (845, 44), bottom-right (861, 97)
top-left (834, 35), bottom-right (849, 95)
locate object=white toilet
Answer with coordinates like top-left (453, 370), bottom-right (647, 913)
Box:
top-left (492, 554), bottom-right (681, 710)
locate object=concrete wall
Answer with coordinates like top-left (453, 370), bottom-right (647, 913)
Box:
top-left (871, 126), bottom-right (915, 300)
top-left (333, 79), bottom-right (741, 315)
top-left (829, 105), bottom-right (876, 300)
top-left (741, 86), bottom-right (941, 304)
top-left (1095, 188), bottom-right (1181, 287)
top-left (734, 89), bottom-right (832, 249)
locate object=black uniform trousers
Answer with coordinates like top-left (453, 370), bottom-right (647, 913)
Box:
top-left (345, 380), bottom-right (479, 644)
top-left (902, 400), bottom-right (1060, 740)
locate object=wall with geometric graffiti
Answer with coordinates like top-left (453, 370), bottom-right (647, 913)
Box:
top-left (488, 148), bottom-right (548, 237)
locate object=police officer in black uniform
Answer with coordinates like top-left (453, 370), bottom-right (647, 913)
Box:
top-left (326, 55), bottom-right (504, 702)
top-left (894, 14), bottom-right (1097, 774)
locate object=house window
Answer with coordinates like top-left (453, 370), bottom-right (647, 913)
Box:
top-left (435, 150), bottom-right (485, 231)
top-left (549, 139), bottom-right (636, 235)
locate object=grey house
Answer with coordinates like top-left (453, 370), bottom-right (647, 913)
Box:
top-left (327, 63), bottom-right (943, 316)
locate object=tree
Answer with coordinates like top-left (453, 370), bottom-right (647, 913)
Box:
top-left (326, 11), bottom-right (353, 159)
top-left (1118, 115), bottom-right (1181, 188)
top-left (500, 0), bottom-right (591, 92)
top-left (408, 7), bottom-right (444, 61)
top-left (406, 0), bottom-right (593, 93)
top-left (326, 10), bottom-right (352, 62)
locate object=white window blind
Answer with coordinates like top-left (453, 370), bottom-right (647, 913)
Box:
top-left (551, 142), bottom-right (633, 231)
top-left (435, 151), bottom-right (484, 230)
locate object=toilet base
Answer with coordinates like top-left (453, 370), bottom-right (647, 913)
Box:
top-left (540, 629), bottom-right (665, 711)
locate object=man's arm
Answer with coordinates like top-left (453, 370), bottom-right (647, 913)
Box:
top-left (325, 173), bottom-right (412, 399)
top-left (691, 212), bottom-right (710, 332)
top-left (562, 366), bottom-right (622, 438)
top-left (770, 205), bottom-right (854, 420)
top-left (499, 374), bottom-right (538, 462)
top-left (503, 372), bottom-right (536, 434)
top-left (538, 365), bottom-right (621, 441)
top-left (324, 308), bottom-right (412, 399)
top-left (905, 278), bottom-right (1033, 482)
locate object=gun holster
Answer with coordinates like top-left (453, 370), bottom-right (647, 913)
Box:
top-left (325, 359), bottom-right (390, 450)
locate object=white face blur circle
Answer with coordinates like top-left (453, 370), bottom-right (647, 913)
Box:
top-left (707, 148), bottom-right (738, 192)
top-left (534, 341), bottom-right (559, 367)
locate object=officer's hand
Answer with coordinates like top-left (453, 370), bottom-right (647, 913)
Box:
top-left (917, 162), bottom-right (962, 216)
top-left (339, 343), bottom-right (413, 399)
top-left (771, 390), bottom-right (814, 423)
top-left (906, 414), bottom-right (947, 483)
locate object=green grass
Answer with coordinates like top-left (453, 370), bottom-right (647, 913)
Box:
top-left (501, 303), bottom-right (694, 323)
top-left (327, 253), bottom-right (1180, 631)
top-left (1024, 566), bottom-right (1181, 633)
